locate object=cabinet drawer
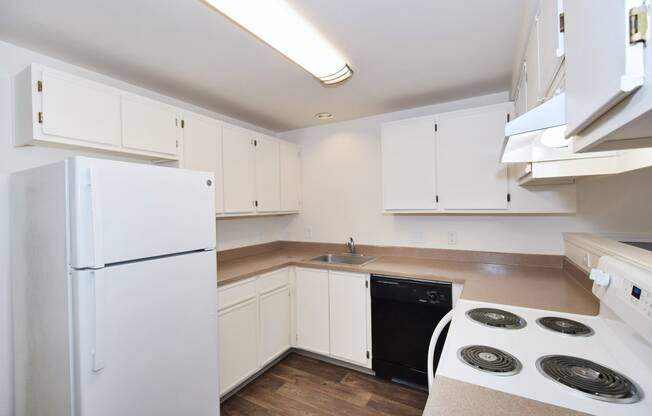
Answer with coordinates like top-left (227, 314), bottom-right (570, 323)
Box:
top-left (257, 268), bottom-right (290, 294)
top-left (218, 278), bottom-right (257, 311)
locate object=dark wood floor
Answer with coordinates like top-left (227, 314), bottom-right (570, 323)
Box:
top-left (221, 353), bottom-right (427, 416)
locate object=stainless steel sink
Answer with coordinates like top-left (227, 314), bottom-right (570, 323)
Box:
top-left (309, 253), bottom-right (376, 266)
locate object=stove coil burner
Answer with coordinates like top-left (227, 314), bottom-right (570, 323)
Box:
top-left (536, 317), bottom-right (594, 336)
top-left (537, 355), bottom-right (642, 403)
top-left (457, 345), bottom-right (522, 376)
top-left (466, 308), bottom-right (527, 329)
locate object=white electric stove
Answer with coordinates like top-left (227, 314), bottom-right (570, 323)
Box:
top-left (435, 255), bottom-right (652, 415)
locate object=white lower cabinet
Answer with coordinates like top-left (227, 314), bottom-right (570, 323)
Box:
top-left (295, 268), bottom-right (331, 356)
top-left (257, 269), bottom-right (291, 366)
top-left (217, 267), bottom-right (371, 397)
top-left (217, 279), bottom-right (259, 396)
top-left (328, 271), bottom-right (370, 367)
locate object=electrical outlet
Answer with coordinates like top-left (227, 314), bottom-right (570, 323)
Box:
top-left (411, 230), bottom-right (425, 244)
top-left (447, 232), bottom-right (457, 245)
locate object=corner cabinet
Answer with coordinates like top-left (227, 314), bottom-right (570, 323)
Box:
top-left (216, 267), bottom-right (371, 397)
top-left (180, 118), bottom-right (302, 218)
top-left (380, 102), bottom-right (574, 214)
top-left (13, 64), bottom-right (181, 160)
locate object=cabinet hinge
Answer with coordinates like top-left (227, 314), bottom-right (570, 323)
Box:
top-left (37, 80), bottom-right (43, 92)
top-left (507, 193), bottom-right (511, 203)
top-left (181, 119), bottom-right (185, 128)
top-left (37, 112), bottom-right (43, 123)
top-left (629, 6), bottom-right (648, 44)
top-left (434, 123), bottom-right (438, 132)
top-left (506, 113), bottom-right (510, 122)
top-left (559, 12), bottom-right (565, 33)
top-left (366, 351), bottom-right (370, 359)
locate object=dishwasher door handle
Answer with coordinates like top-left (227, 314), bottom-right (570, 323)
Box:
top-left (427, 309), bottom-right (454, 391)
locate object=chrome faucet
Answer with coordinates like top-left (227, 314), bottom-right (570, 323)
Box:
top-left (346, 237), bottom-right (356, 255)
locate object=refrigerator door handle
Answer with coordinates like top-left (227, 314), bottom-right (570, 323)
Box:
top-left (87, 167), bottom-right (105, 268)
top-left (92, 269), bottom-right (106, 371)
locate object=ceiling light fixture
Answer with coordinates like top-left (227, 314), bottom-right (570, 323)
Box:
top-left (315, 112), bottom-right (333, 120)
top-left (203, 0), bottom-right (353, 86)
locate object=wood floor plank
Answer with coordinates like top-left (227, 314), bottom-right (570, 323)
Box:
top-left (340, 371), bottom-right (428, 410)
top-left (269, 363), bottom-right (373, 407)
top-left (221, 353), bottom-right (428, 416)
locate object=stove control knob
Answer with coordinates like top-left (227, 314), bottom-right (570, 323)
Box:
top-left (590, 268), bottom-right (611, 287)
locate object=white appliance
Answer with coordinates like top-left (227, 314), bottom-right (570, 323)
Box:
top-left (11, 157), bottom-right (220, 416)
top-left (429, 255), bottom-right (652, 415)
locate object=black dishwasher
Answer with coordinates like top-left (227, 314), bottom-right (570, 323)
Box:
top-left (371, 275), bottom-right (452, 389)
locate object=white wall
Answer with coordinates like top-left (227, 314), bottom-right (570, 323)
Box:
top-left (0, 40), bottom-right (288, 416)
top-left (280, 92), bottom-right (652, 255)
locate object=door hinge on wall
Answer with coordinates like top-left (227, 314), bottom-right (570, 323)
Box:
top-left (37, 80), bottom-right (43, 92)
top-left (37, 112), bottom-right (43, 123)
top-left (559, 12), bottom-right (565, 33)
top-left (629, 6), bottom-right (648, 44)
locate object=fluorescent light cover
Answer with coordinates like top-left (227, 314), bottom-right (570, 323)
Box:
top-left (204, 0), bottom-right (353, 85)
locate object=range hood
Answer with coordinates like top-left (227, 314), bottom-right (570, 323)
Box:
top-left (501, 93), bottom-right (573, 163)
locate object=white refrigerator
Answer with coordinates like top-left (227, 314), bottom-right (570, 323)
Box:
top-left (11, 157), bottom-right (220, 416)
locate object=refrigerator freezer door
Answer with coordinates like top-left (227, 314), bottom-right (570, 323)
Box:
top-left (69, 157), bottom-right (216, 268)
top-left (72, 250), bottom-right (219, 416)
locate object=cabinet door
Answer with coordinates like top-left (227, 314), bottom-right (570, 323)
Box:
top-left (182, 114), bottom-right (224, 214)
top-left (122, 95), bottom-right (180, 156)
top-left (538, 0), bottom-right (564, 97)
top-left (254, 135), bottom-right (281, 212)
top-left (259, 286), bottom-right (291, 365)
top-left (329, 271), bottom-right (369, 367)
top-left (280, 141), bottom-right (301, 212)
top-left (218, 298), bottom-right (259, 395)
top-left (222, 125), bottom-right (256, 214)
top-left (381, 117), bottom-right (437, 210)
top-left (40, 69), bottom-right (121, 147)
top-left (436, 105), bottom-right (510, 210)
top-left (525, 19), bottom-right (541, 111)
top-left (565, 0), bottom-right (646, 136)
top-left (295, 268), bottom-right (330, 355)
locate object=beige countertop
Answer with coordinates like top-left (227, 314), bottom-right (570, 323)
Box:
top-left (216, 243), bottom-right (599, 415)
top-left (217, 246), bottom-right (598, 315)
top-left (423, 376), bottom-right (588, 416)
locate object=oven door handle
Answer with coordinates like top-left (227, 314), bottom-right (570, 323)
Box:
top-left (427, 309), bottom-right (454, 391)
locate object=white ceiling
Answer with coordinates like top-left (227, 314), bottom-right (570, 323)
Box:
top-left (0, 0), bottom-right (530, 132)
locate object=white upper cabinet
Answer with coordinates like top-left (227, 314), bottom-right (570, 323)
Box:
top-left (222, 125), bottom-right (256, 214)
top-left (381, 116), bottom-right (437, 211)
top-left (121, 94), bottom-right (180, 156)
top-left (436, 104), bottom-right (511, 210)
top-left (565, 0), bottom-right (646, 138)
top-left (538, 0), bottom-right (565, 99)
top-left (39, 69), bottom-right (122, 147)
top-left (280, 141), bottom-right (301, 212)
top-left (328, 271), bottom-right (369, 367)
top-left (182, 113), bottom-right (224, 214)
top-left (13, 64), bottom-right (181, 160)
top-left (254, 135), bottom-right (281, 212)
